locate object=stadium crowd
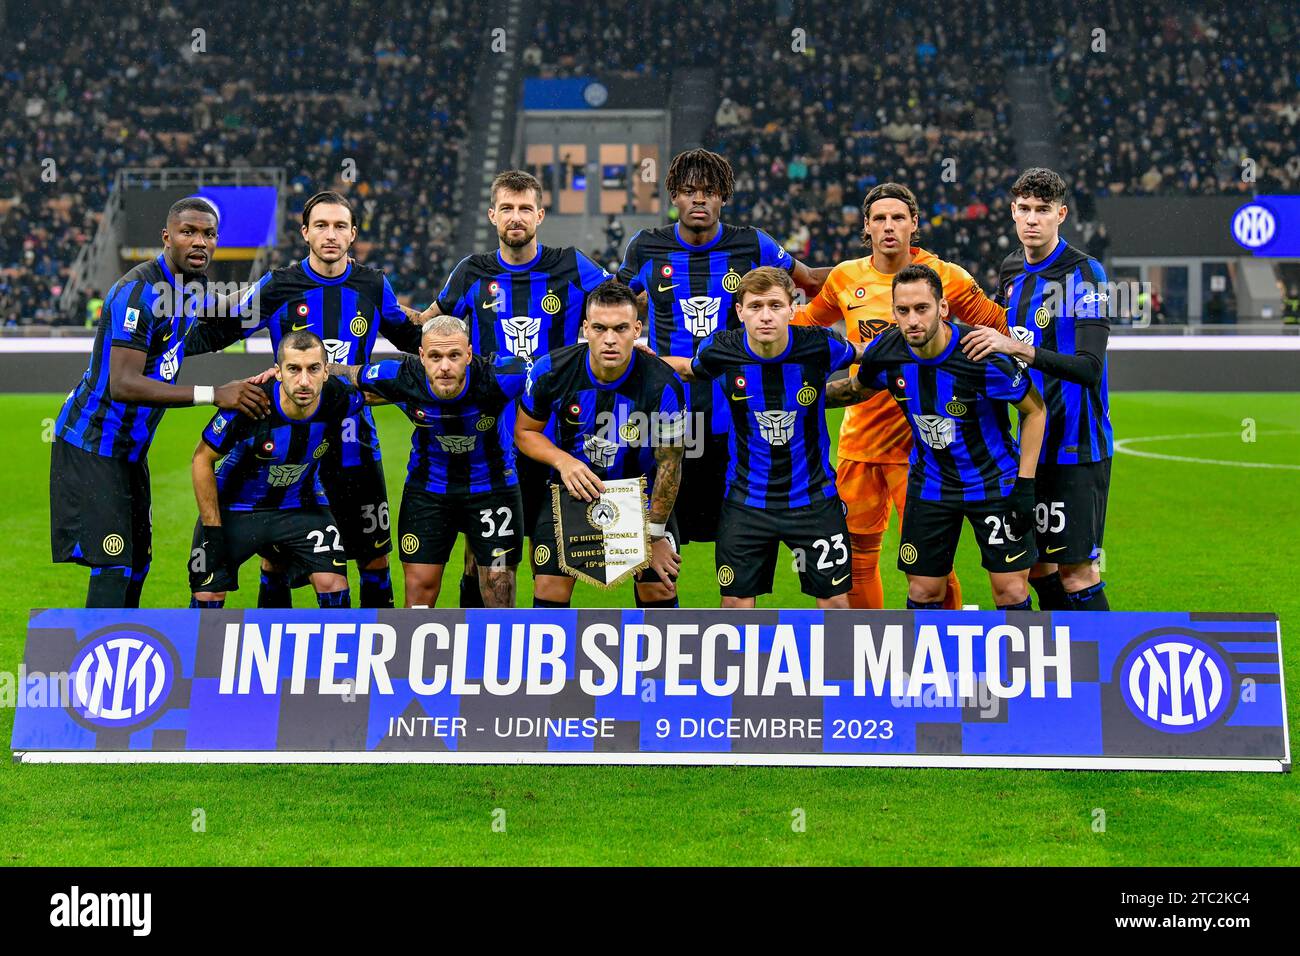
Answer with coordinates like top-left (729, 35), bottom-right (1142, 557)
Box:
top-left (1, 0), bottom-right (483, 326)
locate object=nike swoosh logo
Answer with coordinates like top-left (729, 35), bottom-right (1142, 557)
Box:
top-left (1045, 546), bottom-right (1067, 554)
top-left (657, 283), bottom-right (678, 292)
top-left (846, 304), bottom-right (867, 311)
top-left (491, 548), bottom-right (511, 557)
top-left (332, 559), bottom-right (346, 567)
top-left (482, 300), bottom-right (502, 310)
top-left (292, 322), bottom-right (309, 331)
top-left (831, 573), bottom-right (850, 586)
top-left (1006, 551), bottom-right (1028, 563)
top-left (730, 394), bottom-right (750, 401)
top-left (894, 396), bottom-right (910, 402)
top-left (162, 328), bottom-right (174, 341)
top-left (374, 540), bottom-right (387, 550)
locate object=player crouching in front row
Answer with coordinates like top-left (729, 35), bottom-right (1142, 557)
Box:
top-left (189, 331), bottom-right (359, 608)
top-left (828, 264), bottom-right (1047, 610)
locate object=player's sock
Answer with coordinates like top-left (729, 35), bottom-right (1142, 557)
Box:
top-left (1067, 581), bottom-right (1110, 611)
top-left (533, 597), bottom-right (570, 609)
top-left (360, 568), bottom-right (394, 609)
top-left (189, 598), bottom-right (224, 609)
top-left (317, 588), bottom-right (352, 608)
top-left (86, 566), bottom-right (131, 608)
top-left (941, 570), bottom-right (963, 610)
top-left (1029, 572), bottom-right (1071, 611)
top-left (635, 593), bottom-right (679, 608)
top-left (906, 598), bottom-right (943, 610)
top-left (997, 597), bottom-right (1033, 611)
top-left (258, 571), bottom-right (292, 609)
top-left (125, 563), bottom-right (150, 608)
top-left (848, 532), bottom-right (883, 609)
top-left (459, 571), bottom-right (485, 608)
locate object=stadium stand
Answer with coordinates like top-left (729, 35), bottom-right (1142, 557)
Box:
top-left (0, 0), bottom-right (485, 326)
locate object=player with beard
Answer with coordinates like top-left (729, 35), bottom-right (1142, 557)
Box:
top-left (417, 169), bottom-right (611, 607)
top-left (189, 190), bottom-right (424, 609)
top-left (51, 197), bottom-right (270, 608)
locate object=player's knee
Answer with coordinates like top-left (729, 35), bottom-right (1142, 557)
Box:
top-left (992, 578), bottom-right (1029, 606)
top-left (193, 591), bottom-right (226, 602)
top-left (362, 555), bottom-right (388, 571)
top-left (533, 574), bottom-right (573, 603)
top-left (816, 594), bottom-right (850, 610)
top-left (720, 595), bottom-right (754, 609)
top-left (312, 572), bottom-right (349, 593)
top-left (635, 580), bottom-right (675, 604)
top-left (1058, 562), bottom-right (1099, 591)
top-left (907, 579), bottom-right (946, 604)
top-left (850, 531), bottom-right (883, 560)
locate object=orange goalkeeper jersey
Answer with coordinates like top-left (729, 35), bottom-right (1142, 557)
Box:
top-left (795, 247), bottom-right (1008, 464)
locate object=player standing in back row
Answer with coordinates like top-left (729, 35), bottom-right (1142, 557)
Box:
top-left (960, 168), bottom-right (1113, 611)
top-left (195, 190), bottom-right (424, 609)
top-left (617, 148), bottom-right (831, 544)
top-left (795, 182), bottom-right (1010, 610)
top-left (418, 170), bottom-right (611, 607)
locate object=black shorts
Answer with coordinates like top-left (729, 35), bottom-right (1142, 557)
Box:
top-left (189, 507), bottom-right (345, 593)
top-left (50, 437), bottom-right (151, 568)
top-left (530, 486), bottom-right (679, 585)
top-left (1034, 458), bottom-right (1111, 565)
top-left (715, 495), bottom-right (852, 599)
top-left (516, 454), bottom-right (550, 541)
top-left (898, 494), bottom-right (1037, 577)
top-left (319, 455), bottom-right (392, 564)
top-left (398, 486), bottom-right (524, 567)
top-left (674, 433), bottom-right (729, 544)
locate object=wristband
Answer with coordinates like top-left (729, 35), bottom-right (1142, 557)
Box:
top-left (193, 385), bottom-right (215, 405)
top-left (648, 521), bottom-right (667, 539)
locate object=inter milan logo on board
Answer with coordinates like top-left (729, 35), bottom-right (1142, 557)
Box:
top-left (1120, 632), bottom-right (1231, 733)
top-left (754, 410), bottom-right (798, 446)
top-left (323, 338), bottom-right (351, 364)
top-left (915, 414), bottom-right (954, 450)
top-left (680, 296), bottom-right (721, 337)
top-left (68, 627), bottom-right (176, 728)
top-left (500, 315), bottom-right (542, 357)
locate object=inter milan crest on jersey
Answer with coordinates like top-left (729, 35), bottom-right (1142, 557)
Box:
top-left (500, 315), bottom-right (542, 357)
top-left (680, 295), bottom-right (722, 337)
top-left (322, 338), bottom-right (352, 365)
top-left (435, 434), bottom-right (477, 454)
top-left (916, 414), bottom-right (955, 450)
top-left (754, 410), bottom-right (798, 446)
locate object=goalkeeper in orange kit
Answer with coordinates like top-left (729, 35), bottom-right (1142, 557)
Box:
top-left (795, 183), bottom-right (1008, 609)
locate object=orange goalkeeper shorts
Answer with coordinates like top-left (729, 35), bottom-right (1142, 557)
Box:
top-left (837, 460), bottom-right (909, 535)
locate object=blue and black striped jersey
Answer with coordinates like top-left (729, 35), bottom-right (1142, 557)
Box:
top-left (856, 324), bottom-right (1030, 503)
top-left (618, 222), bottom-right (794, 432)
top-left (691, 326), bottom-right (856, 509)
top-left (997, 240), bottom-right (1113, 464)
top-left (520, 344), bottom-right (685, 491)
top-left (56, 255), bottom-right (220, 461)
top-left (201, 377), bottom-right (364, 512)
top-left (435, 244), bottom-right (611, 358)
top-left (356, 353), bottom-right (528, 495)
top-left (191, 259), bottom-right (423, 468)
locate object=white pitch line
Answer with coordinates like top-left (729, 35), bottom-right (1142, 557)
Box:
top-left (1114, 430), bottom-right (1300, 469)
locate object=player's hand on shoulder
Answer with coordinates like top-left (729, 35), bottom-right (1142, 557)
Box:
top-left (557, 455), bottom-right (605, 502)
top-left (960, 325), bottom-right (1016, 362)
top-left (216, 380), bottom-right (272, 418)
top-left (633, 341), bottom-right (658, 358)
top-left (245, 366), bottom-right (277, 385)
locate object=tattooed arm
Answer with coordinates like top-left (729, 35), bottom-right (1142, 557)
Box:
top-left (645, 441), bottom-right (684, 589)
top-left (825, 375), bottom-right (878, 408)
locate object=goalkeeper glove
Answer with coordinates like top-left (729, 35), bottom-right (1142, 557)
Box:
top-left (1004, 477), bottom-right (1036, 541)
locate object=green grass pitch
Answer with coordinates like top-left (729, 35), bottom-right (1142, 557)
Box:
top-left (0, 392), bottom-right (1296, 865)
